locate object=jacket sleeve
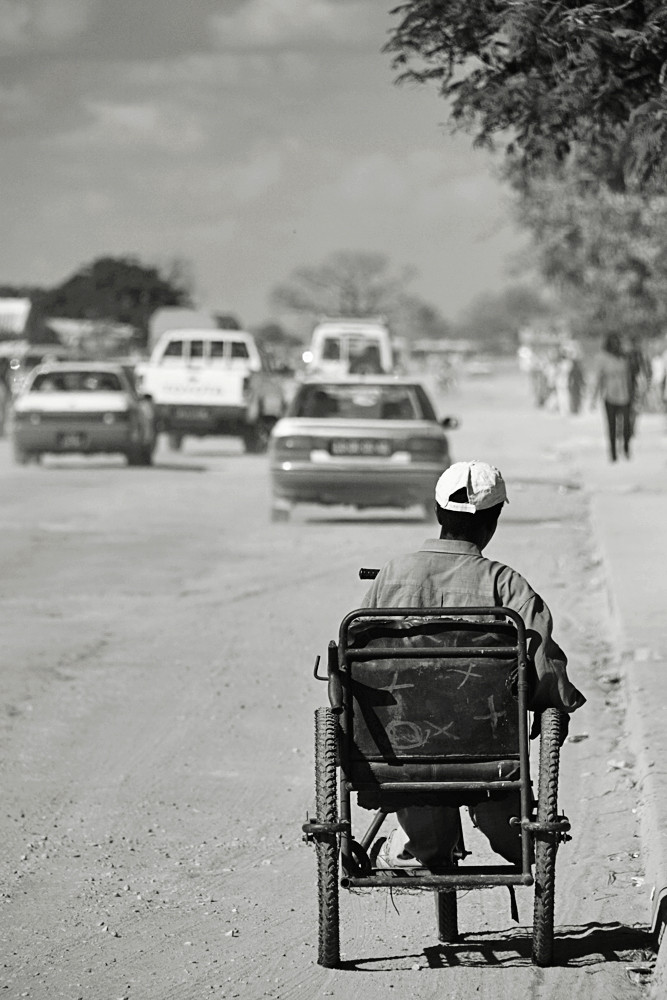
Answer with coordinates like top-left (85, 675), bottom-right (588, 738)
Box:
top-left (496, 567), bottom-right (586, 713)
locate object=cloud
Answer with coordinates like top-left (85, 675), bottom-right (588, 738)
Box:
top-left (124, 50), bottom-right (316, 90)
top-left (0, 0), bottom-right (95, 52)
top-left (50, 98), bottom-right (207, 153)
top-left (210, 0), bottom-right (380, 50)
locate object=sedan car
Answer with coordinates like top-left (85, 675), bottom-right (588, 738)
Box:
top-left (11, 362), bottom-right (157, 466)
top-left (268, 376), bottom-right (458, 521)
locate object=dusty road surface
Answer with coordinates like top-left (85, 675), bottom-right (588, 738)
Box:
top-left (0, 366), bottom-right (656, 999)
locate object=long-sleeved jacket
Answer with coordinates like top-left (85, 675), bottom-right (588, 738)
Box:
top-left (361, 538), bottom-right (586, 714)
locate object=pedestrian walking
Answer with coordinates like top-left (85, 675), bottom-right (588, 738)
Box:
top-left (592, 333), bottom-right (632, 462)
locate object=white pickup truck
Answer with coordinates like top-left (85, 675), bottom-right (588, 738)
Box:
top-left (137, 328), bottom-right (288, 452)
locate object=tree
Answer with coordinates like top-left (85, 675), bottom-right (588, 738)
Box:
top-left (270, 251), bottom-right (416, 318)
top-left (455, 284), bottom-right (555, 348)
top-left (42, 256), bottom-right (193, 346)
top-left (386, 1), bottom-right (667, 191)
top-left (514, 175), bottom-right (667, 339)
top-left (388, 294), bottom-right (452, 342)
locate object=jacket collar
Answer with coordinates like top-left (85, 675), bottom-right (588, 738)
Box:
top-left (419, 538), bottom-right (482, 556)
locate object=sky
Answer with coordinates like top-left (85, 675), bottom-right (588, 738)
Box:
top-left (0, 0), bottom-right (527, 327)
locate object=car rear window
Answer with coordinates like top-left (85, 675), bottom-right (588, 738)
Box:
top-left (321, 338), bottom-right (340, 361)
top-left (31, 371), bottom-right (123, 392)
top-left (292, 384), bottom-right (423, 420)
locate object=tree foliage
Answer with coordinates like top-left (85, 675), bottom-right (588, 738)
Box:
top-left (389, 294), bottom-right (452, 342)
top-left (454, 283), bottom-right (554, 346)
top-left (270, 250), bottom-right (416, 318)
top-left (41, 256), bottom-right (193, 344)
top-left (271, 250), bottom-right (456, 342)
top-left (515, 176), bottom-right (667, 337)
top-left (386, 1), bottom-right (667, 191)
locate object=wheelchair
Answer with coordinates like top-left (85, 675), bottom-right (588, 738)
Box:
top-left (302, 579), bottom-right (572, 968)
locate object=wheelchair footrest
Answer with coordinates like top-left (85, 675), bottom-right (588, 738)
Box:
top-left (341, 867), bottom-right (534, 890)
top-left (302, 818), bottom-right (350, 842)
top-left (511, 815), bottom-right (571, 837)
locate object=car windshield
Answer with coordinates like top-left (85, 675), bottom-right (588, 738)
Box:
top-left (292, 383), bottom-right (424, 420)
top-left (31, 371), bottom-right (123, 392)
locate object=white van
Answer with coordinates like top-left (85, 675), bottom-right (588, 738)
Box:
top-left (305, 319), bottom-right (393, 377)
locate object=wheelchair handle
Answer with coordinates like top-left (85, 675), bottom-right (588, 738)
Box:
top-left (359, 567), bottom-right (379, 580)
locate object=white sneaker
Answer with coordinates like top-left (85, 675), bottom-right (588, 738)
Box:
top-left (373, 830), bottom-right (422, 869)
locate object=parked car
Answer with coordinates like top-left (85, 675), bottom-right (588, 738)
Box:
top-left (268, 376), bottom-right (459, 521)
top-left (11, 362), bottom-right (157, 466)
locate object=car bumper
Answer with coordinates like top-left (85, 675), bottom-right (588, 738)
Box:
top-left (270, 462), bottom-right (443, 507)
top-left (155, 403), bottom-right (247, 434)
top-left (13, 423), bottom-right (138, 455)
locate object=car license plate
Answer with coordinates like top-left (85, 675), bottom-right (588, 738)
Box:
top-left (59, 433), bottom-right (86, 449)
top-left (330, 438), bottom-right (391, 457)
top-left (176, 407), bottom-right (209, 420)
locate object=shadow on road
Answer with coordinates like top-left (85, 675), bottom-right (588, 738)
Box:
top-left (305, 514), bottom-right (429, 525)
top-left (337, 921), bottom-right (654, 971)
top-left (39, 460), bottom-right (208, 473)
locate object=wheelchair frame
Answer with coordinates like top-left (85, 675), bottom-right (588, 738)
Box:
top-left (303, 604), bottom-right (571, 969)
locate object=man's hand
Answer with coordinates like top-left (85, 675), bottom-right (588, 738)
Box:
top-left (530, 711), bottom-right (570, 746)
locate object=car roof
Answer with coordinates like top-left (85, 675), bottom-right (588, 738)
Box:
top-left (29, 361), bottom-right (128, 383)
top-left (297, 374), bottom-right (426, 388)
top-left (159, 329), bottom-right (254, 340)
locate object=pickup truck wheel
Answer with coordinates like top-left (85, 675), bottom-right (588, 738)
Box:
top-left (167, 432), bottom-right (183, 452)
top-left (243, 419), bottom-right (272, 454)
top-left (271, 504), bottom-right (291, 523)
top-left (13, 442), bottom-right (29, 465)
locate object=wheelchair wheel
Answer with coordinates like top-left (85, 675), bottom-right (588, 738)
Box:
top-left (435, 887), bottom-right (458, 943)
top-left (315, 707), bottom-right (340, 968)
top-left (532, 708), bottom-right (562, 966)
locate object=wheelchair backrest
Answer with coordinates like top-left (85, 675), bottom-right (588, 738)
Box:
top-left (339, 611), bottom-right (525, 765)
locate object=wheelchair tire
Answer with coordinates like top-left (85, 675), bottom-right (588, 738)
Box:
top-left (435, 888), bottom-right (458, 943)
top-left (531, 708), bottom-right (562, 966)
top-left (315, 707), bottom-right (340, 968)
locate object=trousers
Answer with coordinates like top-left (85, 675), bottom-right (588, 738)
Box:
top-left (396, 794), bottom-right (525, 866)
top-left (603, 400), bottom-right (631, 461)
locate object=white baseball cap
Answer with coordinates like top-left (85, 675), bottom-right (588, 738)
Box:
top-left (435, 460), bottom-right (509, 513)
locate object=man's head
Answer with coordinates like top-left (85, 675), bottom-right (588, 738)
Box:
top-left (434, 460), bottom-right (508, 549)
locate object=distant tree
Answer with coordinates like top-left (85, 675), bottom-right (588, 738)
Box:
top-left (386, 1), bottom-right (667, 191)
top-left (214, 313), bottom-right (242, 330)
top-left (42, 256), bottom-right (193, 346)
top-left (271, 251), bottom-right (416, 318)
top-left (387, 294), bottom-right (452, 342)
top-left (455, 284), bottom-right (555, 348)
top-left (253, 321), bottom-right (302, 346)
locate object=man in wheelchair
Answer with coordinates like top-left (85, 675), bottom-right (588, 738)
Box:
top-left (360, 459), bottom-right (587, 870)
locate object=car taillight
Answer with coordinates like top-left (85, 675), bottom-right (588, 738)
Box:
top-left (273, 435), bottom-right (315, 459)
top-left (406, 436), bottom-right (448, 460)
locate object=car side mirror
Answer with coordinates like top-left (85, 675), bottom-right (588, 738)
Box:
top-left (441, 416), bottom-right (459, 430)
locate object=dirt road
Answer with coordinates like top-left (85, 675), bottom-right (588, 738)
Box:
top-left (0, 367), bottom-right (654, 998)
